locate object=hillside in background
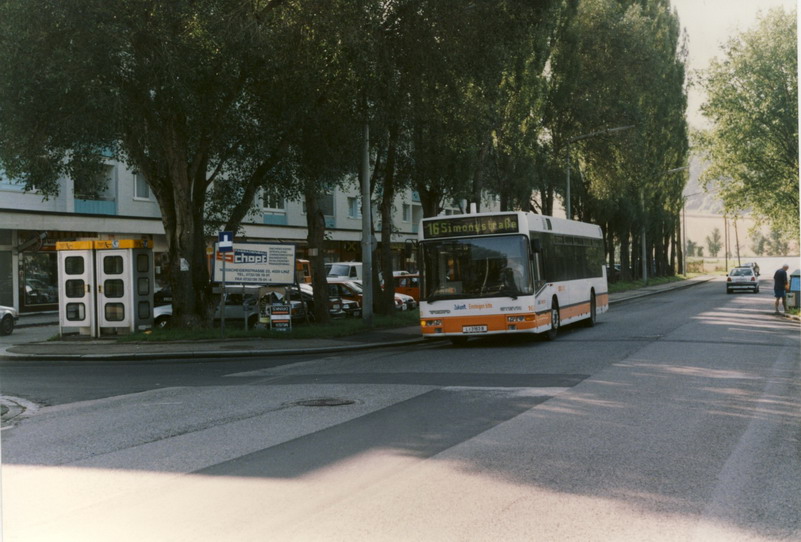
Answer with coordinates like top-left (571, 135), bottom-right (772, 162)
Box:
top-left (684, 155), bottom-right (723, 214)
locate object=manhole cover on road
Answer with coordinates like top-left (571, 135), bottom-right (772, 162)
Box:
top-left (291, 398), bottom-right (356, 407)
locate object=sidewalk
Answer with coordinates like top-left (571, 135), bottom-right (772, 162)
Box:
top-left (2, 276), bottom-right (718, 361)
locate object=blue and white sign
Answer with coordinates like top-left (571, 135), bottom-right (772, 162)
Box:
top-left (218, 231), bottom-right (234, 252)
top-left (213, 242), bottom-right (296, 285)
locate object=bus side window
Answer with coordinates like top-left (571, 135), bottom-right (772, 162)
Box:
top-left (531, 238), bottom-right (545, 289)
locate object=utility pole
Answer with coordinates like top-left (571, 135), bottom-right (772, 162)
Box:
top-left (724, 215), bottom-right (729, 272)
top-left (641, 190), bottom-right (648, 285)
top-left (360, 122), bottom-right (373, 326)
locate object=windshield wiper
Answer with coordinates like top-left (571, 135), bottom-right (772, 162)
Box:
top-left (499, 287), bottom-right (519, 300)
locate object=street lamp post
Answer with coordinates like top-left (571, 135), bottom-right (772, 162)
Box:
top-left (681, 183), bottom-right (718, 277)
top-left (565, 125), bottom-right (634, 219)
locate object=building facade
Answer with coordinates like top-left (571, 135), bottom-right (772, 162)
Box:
top-left (0, 162), bottom-right (480, 313)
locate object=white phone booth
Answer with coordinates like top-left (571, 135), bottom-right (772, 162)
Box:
top-left (57, 241), bottom-right (96, 335)
top-left (57, 240), bottom-right (154, 337)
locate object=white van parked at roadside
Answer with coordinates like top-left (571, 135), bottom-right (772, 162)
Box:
top-left (326, 262), bottom-right (363, 281)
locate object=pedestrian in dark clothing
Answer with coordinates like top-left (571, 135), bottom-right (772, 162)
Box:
top-left (773, 264), bottom-right (789, 314)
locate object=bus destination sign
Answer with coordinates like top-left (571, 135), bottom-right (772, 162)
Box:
top-left (423, 214), bottom-right (520, 239)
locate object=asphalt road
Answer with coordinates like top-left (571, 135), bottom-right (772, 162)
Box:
top-left (1, 279), bottom-right (799, 541)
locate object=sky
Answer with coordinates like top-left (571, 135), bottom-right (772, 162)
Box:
top-left (670, 0), bottom-right (798, 129)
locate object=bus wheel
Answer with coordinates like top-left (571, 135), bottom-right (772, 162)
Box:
top-left (546, 300), bottom-right (560, 341)
top-left (450, 337), bottom-right (468, 347)
top-left (585, 293), bottom-right (597, 327)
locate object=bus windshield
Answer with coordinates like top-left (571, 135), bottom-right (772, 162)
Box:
top-left (421, 235), bottom-right (533, 301)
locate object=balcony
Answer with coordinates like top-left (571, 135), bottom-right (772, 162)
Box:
top-left (74, 198), bottom-right (117, 215)
top-left (263, 213), bottom-right (288, 226)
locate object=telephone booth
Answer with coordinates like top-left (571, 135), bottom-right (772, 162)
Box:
top-left (57, 241), bottom-right (96, 335)
top-left (57, 240), bottom-right (154, 337)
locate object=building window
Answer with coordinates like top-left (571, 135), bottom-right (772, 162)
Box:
top-left (134, 173), bottom-right (151, 200)
top-left (262, 192), bottom-right (285, 211)
top-left (302, 193), bottom-right (335, 217)
top-left (74, 165), bottom-right (113, 200)
top-left (402, 204), bottom-right (411, 222)
top-left (348, 197), bottom-right (362, 219)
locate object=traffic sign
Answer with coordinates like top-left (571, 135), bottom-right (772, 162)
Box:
top-left (218, 231), bottom-right (234, 253)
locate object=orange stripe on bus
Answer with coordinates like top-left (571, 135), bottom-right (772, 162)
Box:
top-left (420, 312), bottom-right (548, 335)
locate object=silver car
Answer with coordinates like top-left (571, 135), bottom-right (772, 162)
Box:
top-left (726, 266), bottom-right (760, 294)
top-left (0, 305), bottom-right (19, 335)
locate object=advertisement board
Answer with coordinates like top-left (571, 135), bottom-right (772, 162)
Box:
top-left (270, 303), bottom-right (292, 331)
top-left (212, 242), bottom-right (296, 285)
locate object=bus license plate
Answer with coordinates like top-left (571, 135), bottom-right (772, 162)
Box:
top-left (463, 325), bottom-right (488, 333)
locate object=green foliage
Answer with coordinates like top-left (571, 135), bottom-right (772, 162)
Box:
top-left (750, 230), bottom-right (767, 257)
top-left (607, 273), bottom-right (691, 294)
top-left (0, 0), bottom-right (698, 323)
top-left (699, 7), bottom-right (799, 237)
top-left (545, 0), bottom-right (689, 278)
top-left (706, 228), bottom-right (722, 257)
top-left (767, 228), bottom-right (790, 256)
top-left (120, 310), bottom-right (420, 342)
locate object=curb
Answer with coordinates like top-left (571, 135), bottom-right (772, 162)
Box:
top-left (607, 276), bottom-right (715, 304)
top-left (0, 396), bottom-right (39, 430)
top-left (0, 337), bottom-right (434, 362)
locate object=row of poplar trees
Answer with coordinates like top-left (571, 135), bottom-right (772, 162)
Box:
top-left (0, 0), bottom-right (688, 327)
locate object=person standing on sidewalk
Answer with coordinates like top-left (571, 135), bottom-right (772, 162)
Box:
top-left (773, 264), bottom-right (789, 314)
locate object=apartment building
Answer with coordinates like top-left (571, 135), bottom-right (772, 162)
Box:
top-left (1, 160), bottom-right (490, 313)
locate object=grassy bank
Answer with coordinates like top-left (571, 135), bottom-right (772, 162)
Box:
top-left (607, 273), bottom-right (700, 294)
top-left (119, 309), bottom-right (420, 342)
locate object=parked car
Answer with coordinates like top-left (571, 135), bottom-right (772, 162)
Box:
top-left (296, 283), bottom-right (360, 319)
top-left (24, 278), bottom-right (58, 304)
top-left (154, 292), bottom-right (260, 329)
top-left (326, 262), bottom-right (363, 280)
top-left (396, 291), bottom-right (416, 310)
top-left (606, 265), bottom-right (621, 283)
top-left (341, 279), bottom-right (413, 310)
top-left (327, 279), bottom-right (402, 311)
top-left (258, 289), bottom-right (308, 324)
top-left (726, 266), bottom-right (760, 294)
top-left (393, 273), bottom-right (420, 302)
top-left (0, 304), bottom-right (19, 335)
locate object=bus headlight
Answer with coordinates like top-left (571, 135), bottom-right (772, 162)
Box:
top-left (506, 316), bottom-right (525, 323)
top-left (422, 319), bottom-right (442, 327)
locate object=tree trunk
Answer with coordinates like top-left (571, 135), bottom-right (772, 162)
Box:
top-left (377, 125), bottom-right (399, 315)
top-left (620, 232), bottom-right (632, 282)
top-left (304, 186), bottom-right (330, 324)
top-left (151, 161), bottom-right (212, 329)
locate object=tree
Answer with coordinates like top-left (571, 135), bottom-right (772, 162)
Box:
top-left (686, 239), bottom-right (697, 258)
top-left (767, 228), bottom-right (790, 256)
top-left (0, 0), bottom-right (366, 328)
top-left (544, 0), bottom-right (689, 279)
top-left (750, 231), bottom-right (768, 257)
top-left (361, 0), bottom-right (564, 313)
top-left (699, 7), bottom-right (799, 238)
top-left (706, 228), bottom-right (722, 257)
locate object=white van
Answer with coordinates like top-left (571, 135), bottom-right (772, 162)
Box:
top-left (326, 262), bottom-right (363, 280)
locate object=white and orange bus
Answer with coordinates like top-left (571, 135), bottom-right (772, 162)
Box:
top-left (418, 211), bottom-right (608, 344)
